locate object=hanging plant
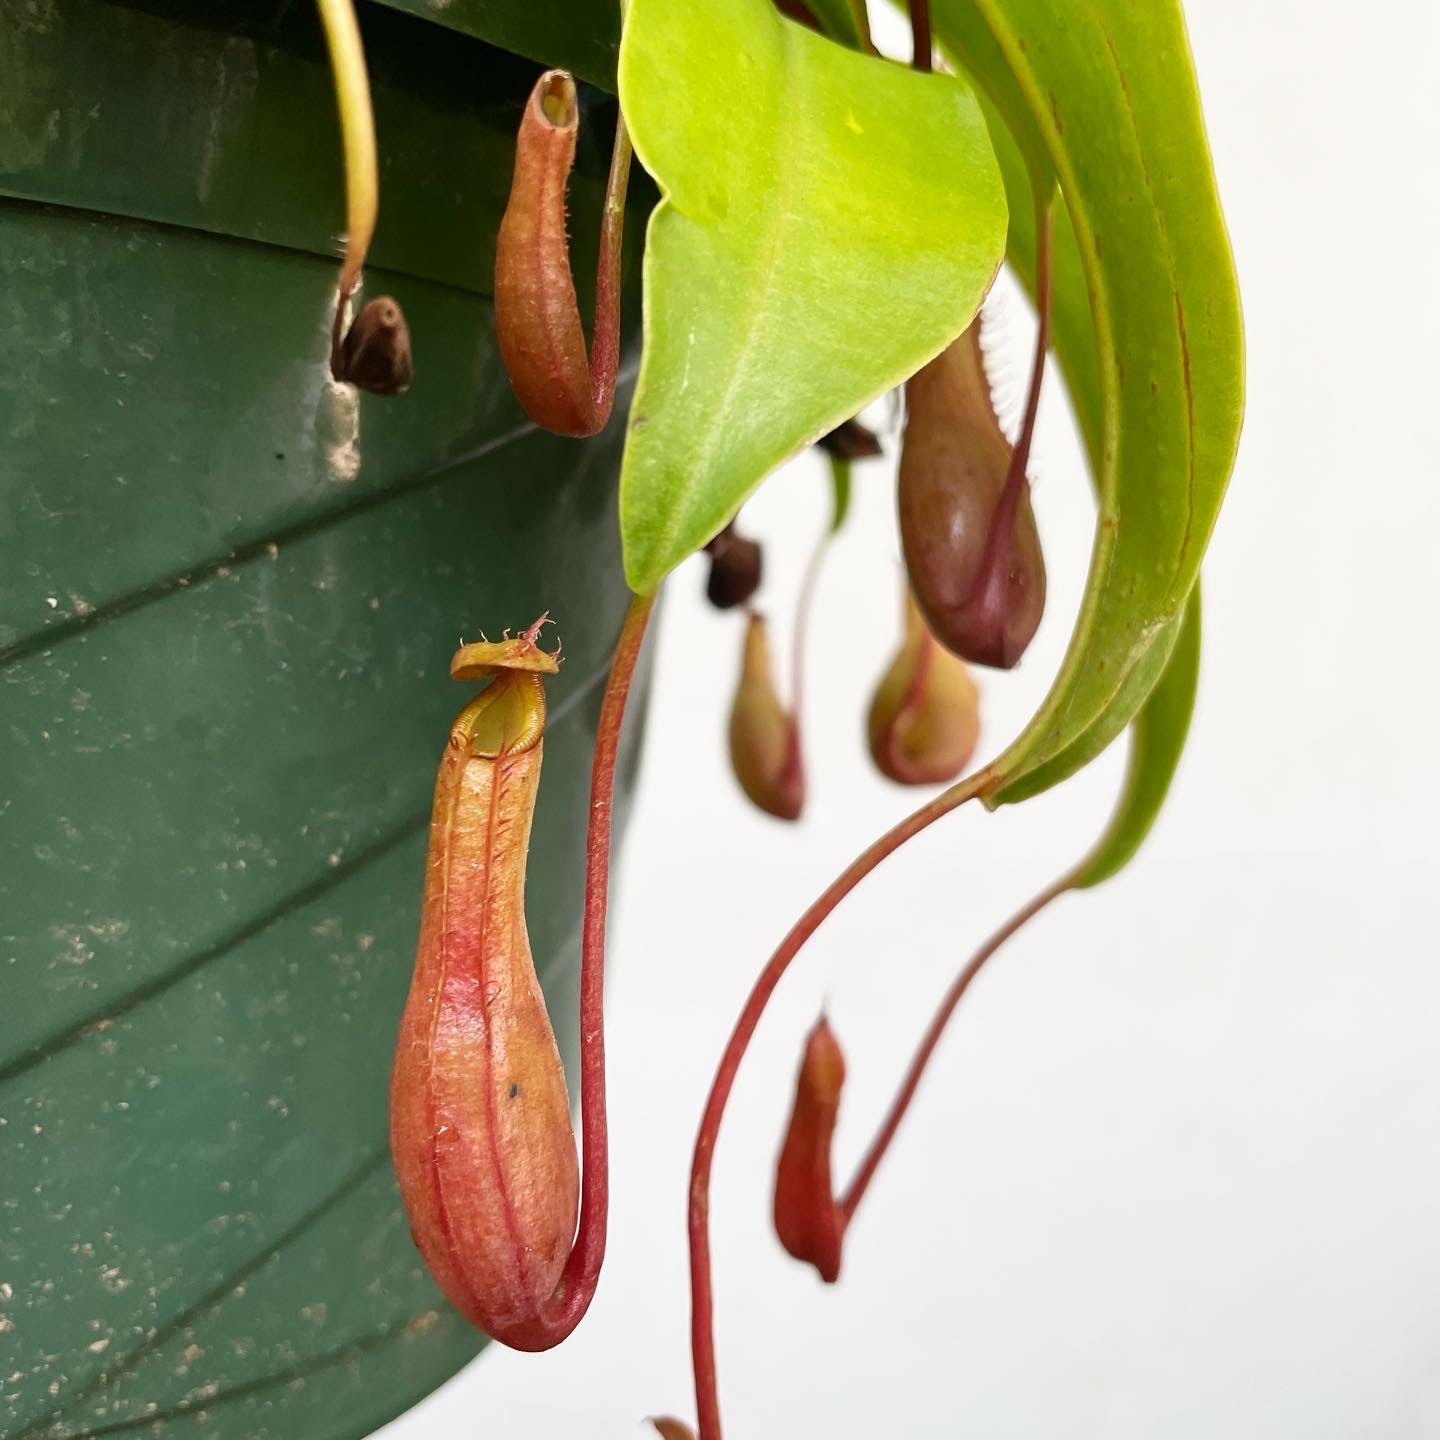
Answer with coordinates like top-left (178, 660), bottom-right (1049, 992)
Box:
top-left (3, 0), bottom-right (1241, 1433)
top-left (388, 0), bottom-right (1241, 1431)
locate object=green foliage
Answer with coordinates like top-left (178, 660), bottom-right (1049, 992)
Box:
top-left (974, 81), bottom-right (1203, 851)
top-left (1076, 594), bottom-right (1202, 887)
top-left (929, 0), bottom-right (1242, 807)
top-left (915, 3), bottom-right (1236, 874)
top-left (3, 0), bottom-right (1245, 1433)
top-left (616, 0), bottom-right (1007, 594)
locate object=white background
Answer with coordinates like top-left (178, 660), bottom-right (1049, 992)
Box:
top-left (383, 2), bottom-right (1440, 1435)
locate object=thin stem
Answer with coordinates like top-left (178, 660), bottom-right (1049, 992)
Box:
top-left (1007, 193), bottom-right (1053, 486)
top-left (544, 591), bottom-right (654, 1338)
top-left (957, 191), bottom-right (1053, 659)
top-left (784, 451), bottom-right (852, 786)
top-left (593, 0), bottom-right (633, 402)
top-left (787, 517), bottom-right (829, 769)
top-left (909, 0), bottom-right (932, 72)
top-left (577, 0), bottom-right (631, 418)
top-left (689, 764), bottom-right (997, 1440)
top-left (590, 105), bottom-right (634, 418)
top-left (315, 0), bottom-right (378, 369)
top-left (838, 870), bottom-right (1073, 1222)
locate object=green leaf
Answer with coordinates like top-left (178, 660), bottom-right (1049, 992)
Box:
top-left (927, 0), bottom-right (1242, 803)
top-left (998, 601), bottom-right (1183, 806)
top-left (1074, 592), bottom-right (1201, 887)
top-left (616, 0), bottom-right (1007, 595)
top-left (933, 8), bottom-right (1054, 192)
top-left (967, 143), bottom-right (1203, 882)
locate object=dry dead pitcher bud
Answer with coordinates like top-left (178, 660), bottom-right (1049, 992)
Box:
top-left (389, 623), bottom-right (579, 1351)
top-left (704, 521), bottom-right (764, 610)
top-left (335, 294), bottom-right (414, 395)
top-left (868, 589), bottom-right (980, 785)
top-left (898, 318), bottom-right (1046, 669)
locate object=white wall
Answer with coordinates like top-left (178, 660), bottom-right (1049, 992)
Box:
top-left (382, 2), bottom-right (1440, 1435)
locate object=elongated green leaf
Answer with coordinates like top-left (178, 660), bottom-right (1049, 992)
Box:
top-left (616, 0), bottom-right (1007, 595)
top-left (947, 34), bottom-right (1213, 873)
top-left (927, 0), bottom-right (1242, 803)
top-left (1075, 592), bottom-right (1201, 887)
top-left (936, 10), bottom-right (1054, 192)
top-left (1001, 603), bottom-right (1182, 806)
top-left (986, 140), bottom-right (1203, 864)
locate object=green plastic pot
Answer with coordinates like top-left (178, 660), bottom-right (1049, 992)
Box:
top-left (0, 2), bottom-right (645, 1435)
